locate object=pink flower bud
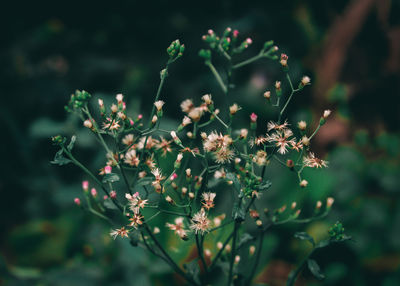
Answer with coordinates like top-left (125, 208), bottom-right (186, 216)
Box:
top-left (122, 102), bottom-right (126, 110)
top-left (103, 195), bottom-right (108, 200)
top-left (82, 181), bottom-right (89, 191)
top-left (110, 190), bottom-right (117, 199)
top-left (91, 188), bottom-right (97, 197)
top-left (208, 29), bottom-right (214, 35)
top-left (250, 112), bottom-right (258, 123)
top-left (138, 114), bottom-right (143, 120)
top-left (74, 198), bottom-right (81, 205)
top-left (246, 38), bottom-right (252, 44)
top-left (170, 173), bottom-right (178, 181)
top-left (129, 119), bottom-right (134, 126)
top-left (104, 166), bottom-right (112, 174)
top-left (233, 30), bottom-right (239, 37)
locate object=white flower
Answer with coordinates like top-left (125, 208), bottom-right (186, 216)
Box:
top-left (154, 100), bottom-right (165, 111)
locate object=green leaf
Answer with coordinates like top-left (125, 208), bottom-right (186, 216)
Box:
top-left (307, 259), bottom-right (325, 280)
top-left (257, 180), bottom-right (272, 191)
top-left (315, 239), bottom-right (331, 249)
top-left (103, 199), bottom-right (118, 210)
top-left (237, 233), bottom-right (254, 248)
top-left (67, 135), bottom-right (76, 151)
top-left (232, 200), bottom-right (246, 222)
top-left (294, 232), bottom-right (315, 246)
top-left (183, 260), bottom-right (200, 284)
top-left (50, 149), bottom-right (72, 166)
top-left (102, 173), bottom-right (120, 183)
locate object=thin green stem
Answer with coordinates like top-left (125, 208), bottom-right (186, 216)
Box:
top-left (62, 147), bottom-right (123, 212)
top-left (144, 225), bottom-right (199, 286)
top-left (206, 62), bottom-right (227, 93)
top-left (212, 112), bottom-right (229, 129)
top-left (309, 124), bottom-right (321, 140)
top-left (233, 53), bottom-right (264, 69)
top-left (227, 221), bottom-right (240, 286)
top-left (246, 231), bottom-right (264, 285)
top-left (196, 234), bottom-right (208, 274)
top-left (209, 231), bottom-right (234, 270)
top-left (286, 249), bottom-right (315, 286)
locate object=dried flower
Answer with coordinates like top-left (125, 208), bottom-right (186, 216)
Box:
top-left (190, 208), bottom-right (211, 235)
top-left (202, 94), bottom-right (212, 105)
top-left (166, 217), bottom-right (187, 239)
top-left (110, 227), bottom-right (129, 240)
top-left (266, 129), bottom-right (295, 154)
top-left (229, 103), bottom-right (240, 115)
top-left (297, 121), bottom-right (307, 131)
top-left (180, 99), bottom-right (194, 113)
top-left (303, 152), bottom-right (328, 168)
top-left (201, 192), bottom-right (216, 210)
top-left (154, 100), bottom-right (165, 111)
top-left (300, 179), bottom-right (308, 188)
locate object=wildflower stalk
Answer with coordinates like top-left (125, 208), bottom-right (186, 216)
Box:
top-left (209, 231), bottom-right (234, 269)
top-left (205, 61), bottom-right (227, 93)
top-left (246, 230), bottom-right (265, 285)
top-left (212, 112), bottom-right (229, 129)
top-left (232, 49), bottom-right (275, 69)
top-left (61, 146), bottom-right (123, 211)
top-left (309, 124), bottom-right (322, 140)
top-left (53, 29), bottom-right (340, 285)
top-left (286, 248), bottom-right (316, 286)
top-left (82, 106), bottom-right (118, 165)
top-left (278, 73), bottom-right (299, 124)
top-left (144, 224), bottom-right (200, 286)
top-left (195, 234), bottom-right (208, 274)
top-left (227, 220), bottom-right (240, 286)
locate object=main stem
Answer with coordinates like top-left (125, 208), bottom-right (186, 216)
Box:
top-left (227, 221), bottom-right (240, 286)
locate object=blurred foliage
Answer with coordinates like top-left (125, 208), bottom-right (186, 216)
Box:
top-left (1, 0), bottom-right (400, 285)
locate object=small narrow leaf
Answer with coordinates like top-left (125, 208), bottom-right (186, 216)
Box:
top-left (232, 200), bottom-right (246, 222)
top-left (257, 180), bottom-right (272, 191)
top-left (307, 259), bottom-right (325, 280)
top-left (294, 232), bottom-right (315, 246)
top-left (67, 135), bottom-right (76, 151)
top-left (102, 173), bottom-right (120, 183)
top-left (237, 233), bottom-right (254, 248)
top-left (51, 149), bottom-right (72, 166)
top-left (103, 199), bottom-right (118, 210)
top-left (183, 260), bottom-right (200, 284)
top-left (315, 239), bottom-right (330, 249)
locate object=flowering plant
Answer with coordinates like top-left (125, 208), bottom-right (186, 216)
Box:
top-left (51, 28), bottom-right (350, 285)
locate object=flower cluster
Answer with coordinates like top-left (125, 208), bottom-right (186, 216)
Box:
top-left (52, 28), bottom-right (340, 286)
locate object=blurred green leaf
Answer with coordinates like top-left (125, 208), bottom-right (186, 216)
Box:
top-left (307, 259), bottom-right (325, 280)
top-left (102, 173), bottom-right (119, 183)
top-left (51, 149), bottom-right (71, 166)
top-left (294, 232), bottom-right (315, 247)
